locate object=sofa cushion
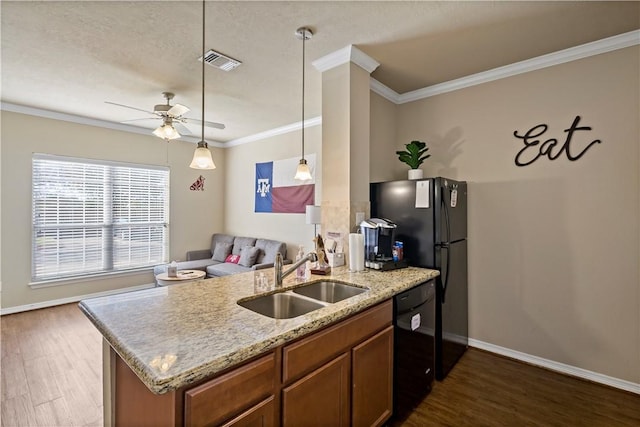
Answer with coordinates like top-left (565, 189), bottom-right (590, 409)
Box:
top-left (239, 246), bottom-right (260, 267)
top-left (210, 233), bottom-right (235, 257)
top-left (232, 236), bottom-right (257, 255)
top-left (255, 238), bottom-right (287, 264)
top-left (207, 262), bottom-right (252, 277)
top-left (225, 254), bottom-right (240, 264)
top-left (212, 242), bottom-right (233, 262)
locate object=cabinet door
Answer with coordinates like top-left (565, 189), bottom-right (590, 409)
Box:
top-left (282, 353), bottom-right (350, 427)
top-left (221, 396), bottom-right (275, 427)
top-left (352, 325), bottom-right (394, 427)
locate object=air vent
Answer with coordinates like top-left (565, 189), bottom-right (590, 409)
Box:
top-left (199, 49), bottom-right (242, 71)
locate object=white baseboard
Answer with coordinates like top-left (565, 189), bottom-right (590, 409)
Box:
top-left (0, 283), bottom-right (156, 315)
top-left (469, 338), bottom-right (640, 395)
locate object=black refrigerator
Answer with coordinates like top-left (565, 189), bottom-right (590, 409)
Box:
top-left (371, 177), bottom-right (468, 380)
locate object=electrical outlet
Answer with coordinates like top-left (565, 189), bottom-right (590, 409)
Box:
top-left (355, 212), bottom-right (365, 226)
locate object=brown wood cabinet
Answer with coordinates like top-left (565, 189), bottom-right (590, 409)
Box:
top-left (352, 325), bottom-right (394, 427)
top-left (280, 300), bottom-right (393, 427)
top-left (111, 299), bottom-right (393, 427)
top-left (282, 300), bottom-right (392, 384)
top-left (282, 353), bottom-right (350, 426)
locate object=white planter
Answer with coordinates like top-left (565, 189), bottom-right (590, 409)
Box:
top-left (408, 168), bottom-right (424, 180)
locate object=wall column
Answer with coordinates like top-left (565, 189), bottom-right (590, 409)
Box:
top-left (313, 46), bottom-right (379, 258)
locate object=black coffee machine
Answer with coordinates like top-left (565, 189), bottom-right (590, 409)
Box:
top-left (360, 218), bottom-right (407, 270)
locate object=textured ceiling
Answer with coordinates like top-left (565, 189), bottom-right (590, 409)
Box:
top-left (1, 1), bottom-right (638, 144)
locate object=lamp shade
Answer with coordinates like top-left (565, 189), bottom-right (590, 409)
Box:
top-left (294, 159), bottom-right (312, 181)
top-left (153, 123), bottom-right (180, 140)
top-left (305, 205), bottom-right (321, 225)
top-left (190, 141), bottom-right (216, 170)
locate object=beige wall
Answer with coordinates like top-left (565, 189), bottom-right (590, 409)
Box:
top-left (370, 92), bottom-right (399, 183)
top-left (224, 125), bottom-right (322, 258)
top-left (0, 111), bottom-right (225, 309)
top-left (373, 46), bottom-right (640, 383)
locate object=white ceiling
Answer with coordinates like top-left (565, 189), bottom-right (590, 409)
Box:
top-left (2, 1), bottom-right (638, 144)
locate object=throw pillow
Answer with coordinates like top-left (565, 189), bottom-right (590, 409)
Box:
top-left (239, 246), bottom-right (260, 267)
top-left (212, 242), bottom-right (232, 262)
top-left (225, 254), bottom-right (240, 264)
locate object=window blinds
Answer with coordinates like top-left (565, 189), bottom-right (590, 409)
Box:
top-left (32, 154), bottom-right (169, 282)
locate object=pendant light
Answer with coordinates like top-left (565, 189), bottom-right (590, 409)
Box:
top-left (190, 0), bottom-right (216, 170)
top-left (294, 27), bottom-right (313, 181)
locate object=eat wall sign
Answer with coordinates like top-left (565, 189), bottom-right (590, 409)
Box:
top-left (513, 115), bottom-right (602, 167)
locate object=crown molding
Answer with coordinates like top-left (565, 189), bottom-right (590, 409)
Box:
top-left (4, 31), bottom-right (637, 148)
top-left (373, 29), bottom-right (640, 105)
top-left (370, 79), bottom-right (401, 104)
top-left (225, 116), bottom-right (322, 147)
top-left (312, 45), bottom-right (380, 74)
top-left (0, 102), bottom-right (226, 147)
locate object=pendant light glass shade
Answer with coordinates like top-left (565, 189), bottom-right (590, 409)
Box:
top-left (190, 0), bottom-right (216, 170)
top-left (190, 141), bottom-right (216, 170)
top-left (294, 159), bottom-right (312, 180)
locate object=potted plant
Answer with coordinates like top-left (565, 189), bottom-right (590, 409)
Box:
top-left (396, 140), bottom-right (430, 179)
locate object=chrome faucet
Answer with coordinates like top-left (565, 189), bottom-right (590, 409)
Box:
top-left (274, 252), bottom-right (318, 288)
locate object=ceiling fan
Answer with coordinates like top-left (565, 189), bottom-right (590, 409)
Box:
top-left (105, 91), bottom-right (225, 141)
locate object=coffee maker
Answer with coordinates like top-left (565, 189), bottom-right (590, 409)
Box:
top-left (360, 218), bottom-right (407, 270)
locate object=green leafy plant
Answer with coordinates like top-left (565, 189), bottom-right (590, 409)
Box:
top-left (396, 140), bottom-right (430, 169)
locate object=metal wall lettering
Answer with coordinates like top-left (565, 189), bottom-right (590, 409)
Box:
top-left (513, 115), bottom-right (602, 167)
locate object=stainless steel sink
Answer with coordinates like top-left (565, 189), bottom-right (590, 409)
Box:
top-left (238, 293), bottom-right (326, 319)
top-left (292, 280), bottom-right (367, 303)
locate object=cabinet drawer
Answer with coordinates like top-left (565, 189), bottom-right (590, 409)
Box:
top-left (184, 353), bottom-right (275, 427)
top-left (283, 300), bottom-right (392, 383)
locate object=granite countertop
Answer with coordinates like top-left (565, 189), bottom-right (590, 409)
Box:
top-left (79, 265), bottom-right (439, 394)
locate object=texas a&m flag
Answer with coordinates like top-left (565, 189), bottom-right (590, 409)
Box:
top-left (255, 154), bottom-right (315, 213)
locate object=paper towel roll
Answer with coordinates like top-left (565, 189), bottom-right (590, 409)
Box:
top-left (349, 233), bottom-right (365, 272)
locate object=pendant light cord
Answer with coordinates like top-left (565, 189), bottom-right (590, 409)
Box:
top-left (201, 0), bottom-right (205, 145)
top-left (301, 29), bottom-right (305, 161)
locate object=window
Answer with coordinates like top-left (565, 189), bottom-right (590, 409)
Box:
top-left (32, 154), bottom-right (169, 282)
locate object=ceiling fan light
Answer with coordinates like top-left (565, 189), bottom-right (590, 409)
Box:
top-left (190, 141), bottom-right (216, 170)
top-left (153, 123), bottom-right (180, 140)
top-left (294, 159), bottom-right (312, 181)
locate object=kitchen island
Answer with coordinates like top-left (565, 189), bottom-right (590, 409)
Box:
top-left (80, 265), bottom-right (439, 426)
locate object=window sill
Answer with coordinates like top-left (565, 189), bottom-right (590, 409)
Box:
top-left (29, 267), bottom-right (155, 289)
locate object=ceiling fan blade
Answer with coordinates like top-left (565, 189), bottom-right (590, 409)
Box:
top-left (120, 117), bottom-right (160, 123)
top-left (105, 101), bottom-right (155, 115)
top-left (173, 122), bottom-right (192, 136)
top-left (187, 117), bottom-right (226, 130)
top-left (167, 103), bottom-right (189, 117)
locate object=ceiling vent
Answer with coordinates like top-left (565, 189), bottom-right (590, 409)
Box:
top-left (199, 49), bottom-right (242, 71)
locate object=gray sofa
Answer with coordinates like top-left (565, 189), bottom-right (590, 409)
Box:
top-left (153, 233), bottom-right (290, 280)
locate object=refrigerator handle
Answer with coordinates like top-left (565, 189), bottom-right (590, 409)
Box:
top-left (442, 185), bottom-right (451, 244)
top-left (441, 187), bottom-right (452, 303)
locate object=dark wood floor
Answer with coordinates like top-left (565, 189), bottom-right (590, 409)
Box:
top-left (393, 348), bottom-right (640, 427)
top-left (2, 303), bottom-right (639, 426)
